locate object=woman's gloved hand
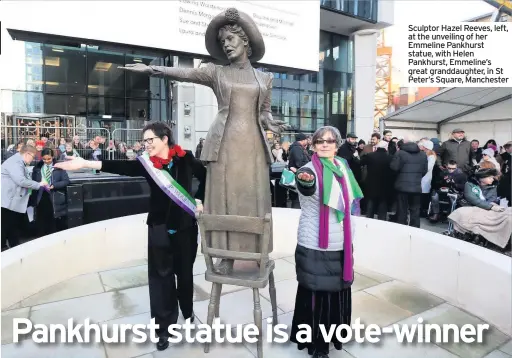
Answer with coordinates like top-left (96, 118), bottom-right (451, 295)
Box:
top-left (297, 172), bottom-right (315, 182)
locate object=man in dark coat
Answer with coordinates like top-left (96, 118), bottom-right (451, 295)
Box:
top-left (470, 139), bottom-right (483, 165)
top-left (360, 141), bottom-right (393, 220)
top-left (437, 128), bottom-right (472, 174)
top-left (288, 133), bottom-right (311, 208)
top-left (390, 139), bottom-right (428, 228)
top-left (337, 133), bottom-right (361, 183)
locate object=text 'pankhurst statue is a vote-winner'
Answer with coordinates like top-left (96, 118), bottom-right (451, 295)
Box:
top-left (119, 8), bottom-right (287, 274)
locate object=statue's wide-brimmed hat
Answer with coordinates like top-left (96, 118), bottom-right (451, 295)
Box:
top-left (205, 8), bottom-right (265, 63)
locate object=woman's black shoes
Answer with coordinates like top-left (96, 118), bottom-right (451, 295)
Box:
top-left (156, 336), bottom-right (169, 351)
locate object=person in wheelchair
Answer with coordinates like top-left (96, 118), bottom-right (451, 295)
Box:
top-left (428, 160), bottom-right (466, 223)
top-left (449, 167), bottom-right (511, 252)
top-left (459, 167), bottom-right (502, 211)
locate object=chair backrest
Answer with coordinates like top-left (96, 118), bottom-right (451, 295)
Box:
top-left (196, 213), bottom-right (272, 278)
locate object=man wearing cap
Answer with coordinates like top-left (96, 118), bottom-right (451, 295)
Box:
top-left (436, 128), bottom-right (472, 174)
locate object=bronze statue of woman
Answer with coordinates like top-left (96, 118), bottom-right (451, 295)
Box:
top-left (119, 8), bottom-right (287, 274)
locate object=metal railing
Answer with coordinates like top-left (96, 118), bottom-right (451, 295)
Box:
top-left (1, 125), bottom-right (112, 163)
top-left (0, 125), bottom-right (152, 162)
top-left (110, 128), bottom-right (144, 160)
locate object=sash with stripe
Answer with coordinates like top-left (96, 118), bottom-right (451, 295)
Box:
top-left (138, 153), bottom-right (196, 217)
top-left (40, 165), bottom-right (52, 193)
top-left (42, 165), bottom-right (52, 184)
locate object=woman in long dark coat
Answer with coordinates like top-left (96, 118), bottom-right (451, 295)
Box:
top-left (56, 122), bottom-right (206, 351)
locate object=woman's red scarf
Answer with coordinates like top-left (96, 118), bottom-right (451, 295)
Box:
top-left (149, 145), bottom-right (186, 169)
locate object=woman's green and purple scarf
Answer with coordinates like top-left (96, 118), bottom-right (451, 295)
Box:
top-left (311, 153), bottom-right (363, 283)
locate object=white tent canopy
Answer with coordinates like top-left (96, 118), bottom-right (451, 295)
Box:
top-left (381, 87), bottom-right (512, 145)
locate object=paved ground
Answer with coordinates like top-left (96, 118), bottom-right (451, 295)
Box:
top-left (2, 247), bottom-right (511, 358)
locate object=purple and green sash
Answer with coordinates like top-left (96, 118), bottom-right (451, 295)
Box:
top-left (138, 153), bottom-right (196, 217)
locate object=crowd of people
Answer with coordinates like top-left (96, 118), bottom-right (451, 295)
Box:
top-left (0, 133), bottom-right (151, 250)
top-left (271, 128), bottom-right (511, 249)
top-left (2, 134), bottom-right (145, 164)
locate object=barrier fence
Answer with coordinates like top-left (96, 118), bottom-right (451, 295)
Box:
top-left (0, 125), bottom-right (146, 162)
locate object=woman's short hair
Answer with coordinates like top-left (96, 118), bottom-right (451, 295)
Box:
top-left (311, 126), bottom-right (343, 148)
top-left (142, 122), bottom-right (175, 146)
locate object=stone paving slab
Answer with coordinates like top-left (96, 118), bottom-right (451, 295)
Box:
top-left (2, 256), bottom-right (511, 358)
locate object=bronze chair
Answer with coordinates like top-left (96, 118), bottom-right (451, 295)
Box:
top-left (196, 213), bottom-right (278, 358)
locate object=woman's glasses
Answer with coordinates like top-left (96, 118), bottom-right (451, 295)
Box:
top-left (143, 136), bottom-right (159, 145)
top-left (315, 139), bottom-right (336, 145)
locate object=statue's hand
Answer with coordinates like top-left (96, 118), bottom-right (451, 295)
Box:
top-left (260, 113), bottom-right (290, 134)
top-left (117, 63), bottom-right (151, 74)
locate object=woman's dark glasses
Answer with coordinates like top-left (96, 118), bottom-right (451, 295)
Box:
top-left (315, 139), bottom-right (336, 145)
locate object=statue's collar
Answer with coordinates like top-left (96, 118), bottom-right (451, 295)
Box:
top-left (229, 60), bottom-right (252, 70)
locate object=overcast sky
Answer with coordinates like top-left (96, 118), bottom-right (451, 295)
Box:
top-left (386, 0), bottom-right (497, 84)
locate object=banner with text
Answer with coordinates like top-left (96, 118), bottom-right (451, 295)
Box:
top-left (0, 1), bottom-right (320, 72)
top-left (401, 23), bottom-right (512, 87)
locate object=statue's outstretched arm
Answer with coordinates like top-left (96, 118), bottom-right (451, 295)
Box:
top-left (148, 64), bottom-right (215, 88)
top-left (118, 63), bottom-right (215, 88)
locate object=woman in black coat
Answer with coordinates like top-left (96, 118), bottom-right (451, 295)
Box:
top-left (55, 122), bottom-right (206, 352)
top-left (30, 148), bottom-right (70, 236)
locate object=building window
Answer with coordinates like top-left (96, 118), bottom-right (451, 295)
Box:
top-left (127, 99), bottom-right (149, 121)
top-left (319, 31), bottom-right (333, 70)
top-left (87, 97), bottom-right (125, 118)
top-left (271, 91), bottom-right (281, 115)
top-left (300, 91), bottom-right (314, 118)
top-left (281, 90), bottom-right (300, 117)
top-left (12, 91), bottom-right (44, 113)
top-left (333, 35), bottom-right (350, 73)
top-left (125, 55), bottom-right (165, 100)
top-left (45, 94), bottom-right (86, 115)
top-left (43, 45), bottom-right (87, 94)
top-left (25, 43), bottom-right (44, 92)
top-left (87, 50), bottom-right (125, 97)
top-left (321, 0), bottom-right (377, 22)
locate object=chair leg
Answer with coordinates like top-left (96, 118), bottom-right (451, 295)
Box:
top-left (269, 272), bottom-right (278, 326)
top-left (204, 283), bottom-right (220, 353)
top-left (215, 284), bottom-right (222, 318)
top-left (253, 288), bottom-right (263, 358)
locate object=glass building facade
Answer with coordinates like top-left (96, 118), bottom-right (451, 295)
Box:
top-left (258, 31), bottom-right (354, 140)
top-left (8, 42), bottom-right (170, 131)
top-left (5, 29), bottom-right (353, 137)
top-left (320, 0), bottom-right (378, 22)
